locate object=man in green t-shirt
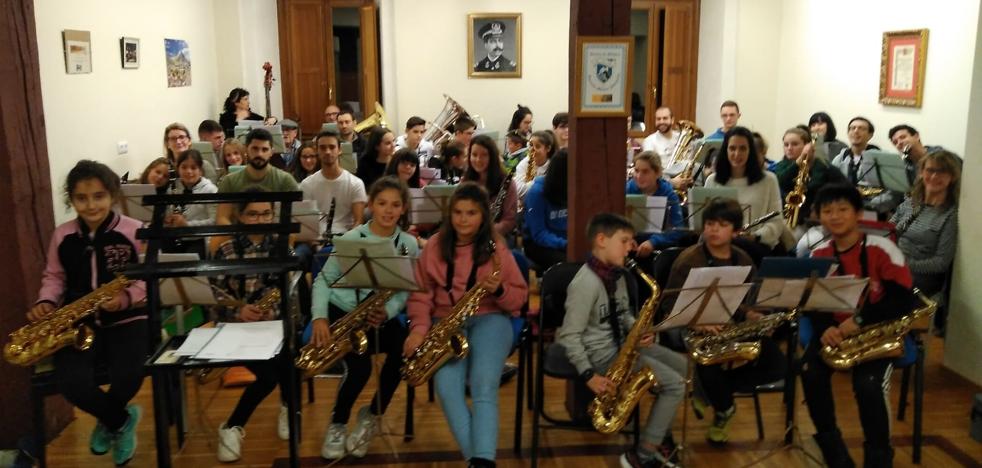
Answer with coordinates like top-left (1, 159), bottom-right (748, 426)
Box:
top-left (216, 128), bottom-right (300, 225)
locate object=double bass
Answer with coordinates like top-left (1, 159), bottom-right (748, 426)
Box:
top-left (262, 62), bottom-right (274, 120)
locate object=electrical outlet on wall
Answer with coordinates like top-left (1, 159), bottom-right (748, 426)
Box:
top-left (117, 141), bottom-right (128, 155)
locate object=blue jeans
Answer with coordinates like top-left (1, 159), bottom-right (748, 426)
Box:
top-left (433, 313), bottom-right (512, 461)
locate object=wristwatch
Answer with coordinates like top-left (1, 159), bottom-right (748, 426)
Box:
top-left (579, 369), bottom-right (595, 382)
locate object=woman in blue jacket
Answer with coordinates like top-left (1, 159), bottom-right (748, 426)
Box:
top-left (523, 149), bottom-right (568, 270)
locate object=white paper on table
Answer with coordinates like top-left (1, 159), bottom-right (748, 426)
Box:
top-left (657, 266), bottom-right (753, 331)
top-left (804, 277), bottom-right (869, 312)
top-left (330, 237), bottom-right (419, 291)
top-left (755, 278), bottom-right (809, 309)
top-left (194, 321), bottom-right (284, 361)
top-left (174, 327), bottom-right (220, 356)
top-left (117, 184), bottom-right (156, 222)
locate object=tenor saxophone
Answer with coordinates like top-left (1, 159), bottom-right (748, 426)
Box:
top-left (401, 241), bottom-right (500, 386)
top-left (295, 290), bottom-right (395, 379)
top-left (4, 276), bottom-right (131, 366)
top-left (686, 310), bottom-right (796, 366)
top-left (820, 289), bottom-right (936, 371)
top-left (589, 260), bottom-right (660, 434)
top-left (784, 152), bottom-right (812, 229)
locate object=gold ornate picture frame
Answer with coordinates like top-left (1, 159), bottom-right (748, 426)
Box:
top-left (467, 13), bottom-right (522, 78)
top-left (879, 29), bottom-right (929, 108)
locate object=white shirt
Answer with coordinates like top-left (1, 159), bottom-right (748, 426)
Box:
top-left (515, 157), bottom-right (549, 206)
top-left (395, 134), bottom-right (436, 167)
top-left (641, 130), bottom-right (680, 165)
top-left (299, 169), bottom-right (368, 235)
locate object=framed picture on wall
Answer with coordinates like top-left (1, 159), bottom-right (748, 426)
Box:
top-left (62, 29), bottom-right (92, 74)
top-left (879, 29), bottom-right (929, 108)
top-left (120, 37), bottom-right (140, 69)
top-left (467, 13), bottom-right (522, 78)
top-left (573, 36), bottom-right (633, 117)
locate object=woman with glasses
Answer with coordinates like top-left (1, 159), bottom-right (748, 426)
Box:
top-left (163, 122), bottom-right (217, 180)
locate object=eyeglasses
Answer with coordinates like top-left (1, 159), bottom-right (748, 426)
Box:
top-left (324, 112), bottom-right (339, 118)
top-left (166, 135), bottom-right (189, 142)
top-left (922, 167), bottom-right (949, 176)
top-left (242, 210), bottom-right (274, 220)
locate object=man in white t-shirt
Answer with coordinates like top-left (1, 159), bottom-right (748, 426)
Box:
top-left (641, 106), bottom-right (679, 164)
top-left (395, 116), bottom-right (435, 166)
top-left (300, 129), bottom-right (368, 236)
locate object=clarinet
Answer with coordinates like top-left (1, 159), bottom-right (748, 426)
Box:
top-left (321, 198), bottom-right (337, 245)
top-left (490, 173), bottom-right (513, 222)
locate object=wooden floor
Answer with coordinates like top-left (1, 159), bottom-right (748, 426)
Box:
top-left (42, 334), bottom-right (981, 467)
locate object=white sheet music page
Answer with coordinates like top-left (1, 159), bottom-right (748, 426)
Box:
top-left (174, 327), bottom-right (219, 356)
top-left (658, 266), bottom-right (753, 330)
top-left (194, 320), bottom-right (284, 361)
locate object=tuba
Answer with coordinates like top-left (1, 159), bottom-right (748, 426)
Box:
top-left (820, 289), bottom-right (936, 371)
top-left (5, 276), bottom-right (131, 366)
top-left (667, 120), bottom-right (702, 168)
top-left (686, 310), bottom-right (796, 366)
top-left (589, 260), bottom-right (660, 434)
top-left (422, 94), bottom-right (480, 149)
top-left (401, 241), bottom-right (500, 386)
top-left (354, 102), bottom-right (390, 134)
top-left (295, 290), bottom-right (395, 379)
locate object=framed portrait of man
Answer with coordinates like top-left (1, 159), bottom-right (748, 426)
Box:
top-left (468, 13), bottom-right (522, 78)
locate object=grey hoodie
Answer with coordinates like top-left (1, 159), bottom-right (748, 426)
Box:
top-left (556, 264), bottom-right (636, 375)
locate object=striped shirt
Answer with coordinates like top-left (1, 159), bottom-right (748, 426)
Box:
top-left (890, 199), bottom-right (957, 294)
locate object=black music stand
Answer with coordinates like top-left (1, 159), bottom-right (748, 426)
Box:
top-left (122, 191), bottom-right (304, 468)
top-left (654, 265), bottom-right (755, 466)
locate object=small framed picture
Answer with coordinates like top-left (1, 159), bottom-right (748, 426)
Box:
top-left (62, 29), bottom-right (92, 74)
top-left (573, 36), bottom-right (633, 116)
top-left (120, 37), bottom-right (140, 69)
top-left (467, 13), bottom-right (522, 78)
top-left (879, 29), bottom-right (929, 108)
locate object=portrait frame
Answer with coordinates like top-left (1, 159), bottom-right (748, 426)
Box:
top-left (62, 29), bottom-right (92, 74)
top-left (879, 29), bottom-right (929, 108)
top-left (120, 37), bottom-right (140, 69)
top-left (573, 36), bottom-right (634, 117)
top-left (467, 13), bottom-right (522, 78)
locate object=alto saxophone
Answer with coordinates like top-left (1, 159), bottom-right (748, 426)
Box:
top-left (5, 276), bottom-right (131, 366)
top-left (401, 241), bottom-right (500, 386)
top-left (295, 290), bottom-right (395, 379)
top-left (784, 151), bottom-right (812, 229)
top-left (686, 310), bottom-right (796, 366)
top-left (523, 140), bottom-right (536, 183)
top-left (197, 288), bottom-right (281, 384)
top-left (589, 260), bottom-right (660, 434)
top-left (820, 289), bottom-right (936, 371)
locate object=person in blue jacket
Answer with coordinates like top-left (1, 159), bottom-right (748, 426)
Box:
top-left (523, 149), bottom-right (568, 270)
top-left (626, 151), bottom-right (686, 258)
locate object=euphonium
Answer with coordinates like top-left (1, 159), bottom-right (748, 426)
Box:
top-left (784, 151), bottom-right (813, 229)
top-left (675, 141), bottom-right (709, 205)
top-left (295, 290), bottom-right (395, 379)
top-left (401, 241), bottom-right (500, 387)
top-left (589, 260), bottom-right (660, 434)
top-left (667, 120), bottom-right (701, 167)
top-left (197, 288), bottom-right (281, 384)
top-left (686, 310), bottom-right (796, 366)
top-left (4, 276), bottom-right (131, 366)
top-left (820, 289), bottom-right (936, 371)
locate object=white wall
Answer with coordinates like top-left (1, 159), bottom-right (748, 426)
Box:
top-left (945, 6), bottom-right (982, 385)
top-left (380, 0), bottom-right (570, 139)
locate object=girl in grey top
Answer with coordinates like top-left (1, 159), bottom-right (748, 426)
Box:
top-left (890, 150), bottom-right (960, 300)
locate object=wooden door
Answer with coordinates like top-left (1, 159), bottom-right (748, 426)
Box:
top-left (278, 0), bottom-right (379, 136)
top-left (629, 0), bottom-right (699, 137)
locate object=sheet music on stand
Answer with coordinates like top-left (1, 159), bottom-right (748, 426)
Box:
top-left (330, 237), bottom-right (422, 292)
top-left (118, 184), bottom-right (156, 222)
top-left (685, 187), bottom-right (739, 230)
top-left (340, 142), bottom-right (357, 173)
top-left (656, 266), bottom-right (753, 331)
top-left (408, 185), bottom-right (456, 224)
top-left (867, 150), bottom-right (911, 193)
top-left (754, 257), bottom-right (839, 309)
top-left (625, 195), bottom-right (667, 233)
top-left (420, 167), bottom-right (442, 185)
top-left (140, 253), bottom-right (221, 307)
top-left (291, 200), bottom-right (321, 242)
top-left (190, 141), bottom-right (220, 171)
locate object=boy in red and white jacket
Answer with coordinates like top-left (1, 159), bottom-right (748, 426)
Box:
top-left (803, 183), bottom-right (913, 468)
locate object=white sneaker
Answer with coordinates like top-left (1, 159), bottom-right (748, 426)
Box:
top-left (277, 406), bottom-right (289, 441)
top-left (217, 423), bottom-right (245, 462)
top-left (320, 423), bottom-right (347, 459)
top-left (346, 406), bottom-right (380, 457)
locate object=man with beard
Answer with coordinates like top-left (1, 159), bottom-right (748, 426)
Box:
top-left (216, 128), bottom-right (300, 225)
top-left (337, 106), bottom-right (367, 158)
top-left (641, 106), bottom-right (679, 165)
top-left (474, 21), bottom-right (516, 72)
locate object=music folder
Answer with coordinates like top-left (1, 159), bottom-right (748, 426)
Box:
top-left (625, 195), bottom-right (668, 233)
top-left (117, 184), bottom-right (156, 222)
top-left (291, 200), bottom-right (321, 242)
top-left (866, 150), bottom-right (911, 193)
top-left (409, 185), bottom-right (457, 224)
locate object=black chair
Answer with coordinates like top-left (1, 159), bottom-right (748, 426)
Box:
top-left (895, 329), bottom-right (928, 464)
top-left (733, 379), bottom-right (786, 440)
top-left (530, 262), bottom-right (642, 467)
top-left (29, 366), bottom-right (109, 468)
